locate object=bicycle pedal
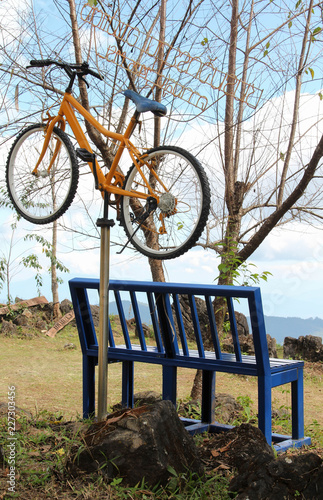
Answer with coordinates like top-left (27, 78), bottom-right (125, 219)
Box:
top-left (76, 148), bottom-right (95, 162)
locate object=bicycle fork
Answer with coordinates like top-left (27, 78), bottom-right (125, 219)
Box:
top-left (32, 116), bottom-right (65, 176)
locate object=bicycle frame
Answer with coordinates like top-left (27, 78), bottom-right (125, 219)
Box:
top-left (33, 92), bottom-right (168, 202)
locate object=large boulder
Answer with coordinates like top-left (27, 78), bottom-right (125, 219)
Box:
top-left (283, 335), bottom-right (323, 362)
top-left (201, 423), bottom-right (323, 499)
top-left (230, 451), bottom-right (323, 499)
top-left (174, 294), bottom-right (211, 346)
top-left (67, 400), bottom-right (203, 486)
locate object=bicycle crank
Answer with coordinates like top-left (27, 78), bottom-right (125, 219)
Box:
top-left (117, 196), bottom-right (157, 254)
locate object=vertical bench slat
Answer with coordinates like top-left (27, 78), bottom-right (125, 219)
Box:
top-left (114, 290), bottom-right (131, 349)
top-left (130, 291), bottom-right (147, 351)
top-left (108, 319), bottom-right (116, 347)
top-left (205, 295), bottom-right (222, 359)
top-left (147, 291), bottom-right (164, 353)
top-left (173, 294), bottom-right (189, 356)
top-left (248, 289), bottom-right (270, 375)
top-left (188, 295), bottom-right (205, 358)
top-left (227, 297), bottom-right (242, 362)
top-left (72, 286), bottom-right (97, 349)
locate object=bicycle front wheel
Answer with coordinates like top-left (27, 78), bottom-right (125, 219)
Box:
top-left (120, 146), bottom-right (210, 260)
top-left (6, 124), bottom-right (79, 224)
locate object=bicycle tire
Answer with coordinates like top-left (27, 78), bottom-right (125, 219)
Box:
top-left (120, 145), bottom-right (210, 260)
top-left (6, 124), bottom-right (79, 225)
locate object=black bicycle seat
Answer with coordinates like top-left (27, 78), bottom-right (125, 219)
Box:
top-left (123, 90), bottom-right (167, 117)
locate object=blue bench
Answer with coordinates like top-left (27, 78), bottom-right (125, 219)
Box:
top-left (69, 278), bottom-right (311, 452)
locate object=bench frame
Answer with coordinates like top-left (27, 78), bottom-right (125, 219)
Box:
top-left (69, 278), bottom-right (311, 452)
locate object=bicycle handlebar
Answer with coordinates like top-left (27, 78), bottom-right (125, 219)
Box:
top-left (27, 59), bottom-right (103, 82)
top-left (29, 59), bottom-right (56, 68)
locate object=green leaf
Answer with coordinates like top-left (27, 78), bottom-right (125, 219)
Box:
top-left (313, 27), bottom-right (322, 35)
top-left (167, 465), bottom-right (178, 477)
top-left (266, 42), bottom-right (270, 49)
top-left (288, 21), bottom-right (292, 29)
top-left (308, 67), bottom-right (314, 79)
top-left (263, 50), bottom-right (268, 57)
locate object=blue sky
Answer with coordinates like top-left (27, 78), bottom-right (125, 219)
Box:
top-left (1, 208), bottom-right (322, 321)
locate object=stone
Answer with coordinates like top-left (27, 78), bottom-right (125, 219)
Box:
top-left (135, 322), bottom-right (151, 338)
top-left (67, 400), bottom-right (203, 486)
top-left (214, 393), bottom-right (244, 423)
top-left (14, 314), bottom-right (29, 326)
top-left (64, 343), bottom-right (76, 350)
top-left (222, 330), bottom-right (277, 358)
top-left (284, 335), bottom-right (323, 362)
top-left (230, 451), bottom-right (323, 500)
top-left (0, 319), bottom-right (18, 336)
top-left (133, 391), bottom-right (162, 405)
top-left (174, 295), bottom-right (211, 346)
top-left (112, 391), bottom-right (162, 412)
top-left (90, 305), bottom-right (99, 327)
top-left (234, 311), bottom-right (250, 338)
top-left (203, 423), bottom-right (275, 474)
top-left (35, 319), bottom-right (48, 331)
top-left (60, 298), bottom-right (73, 315)
top-left (179, 393), bottom-right (245, 423)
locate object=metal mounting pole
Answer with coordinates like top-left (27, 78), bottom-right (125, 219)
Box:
top-left (96, 192), bottom-right (115, 420)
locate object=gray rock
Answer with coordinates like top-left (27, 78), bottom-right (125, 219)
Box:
top-left (67, 400), bottom-right (203, 486)
top-left (284, 335), bottom-right (323, 362)
top-left (60, 299), bottom-right (73, 315)
top-left (230, 451), bottom-right (323, 499)
top-left (1, 320), bottom-right (18, 336)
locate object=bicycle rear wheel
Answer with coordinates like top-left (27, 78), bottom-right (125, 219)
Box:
top-left (6, 124), bottom-right (79, 224)
top-left (120, 146), bottom-right (210, 260)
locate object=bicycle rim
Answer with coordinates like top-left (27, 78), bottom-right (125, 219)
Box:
top-left (6, 124), bottom-right (79, 225)
top-left (121, 146), bottom-right (210, 260)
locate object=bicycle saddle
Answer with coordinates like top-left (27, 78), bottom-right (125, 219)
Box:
top-left (123, 89), bottom-right (167, 117)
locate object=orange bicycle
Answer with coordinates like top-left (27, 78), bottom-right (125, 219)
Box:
top-left (6, 60), bottom-right (210, 260)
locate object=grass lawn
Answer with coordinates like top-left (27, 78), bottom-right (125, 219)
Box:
top-left (1, 324), bottom-right (322, 439)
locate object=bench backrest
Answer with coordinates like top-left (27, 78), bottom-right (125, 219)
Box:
top-left (69, 278), bottom-right (270, 375)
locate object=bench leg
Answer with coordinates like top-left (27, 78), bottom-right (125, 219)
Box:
top-left (201, 370), bottom-right (216, 423)
top-left (257, 375), bottom-right (272, 445)
top-left (122, 361), bottom-right (134, 408)
top-left (83, 355), bottom-right (96, 419)
top-left (291, 367), bottom-right (304, 439)
top-left (162, 365), bottom-right (177, 405)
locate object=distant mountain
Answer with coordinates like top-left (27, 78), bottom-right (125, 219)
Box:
top-left (261, 316), bottom-right (323, 345)
top-left (109, 301), bottom-right (323, 345)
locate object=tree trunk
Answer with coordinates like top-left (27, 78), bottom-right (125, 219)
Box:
top-left (154, 0), bottom-right (166, 148)
top-left (190, 370), bottom-right (202, 400)
top-left (51, 219), bottom-right (61, 320)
